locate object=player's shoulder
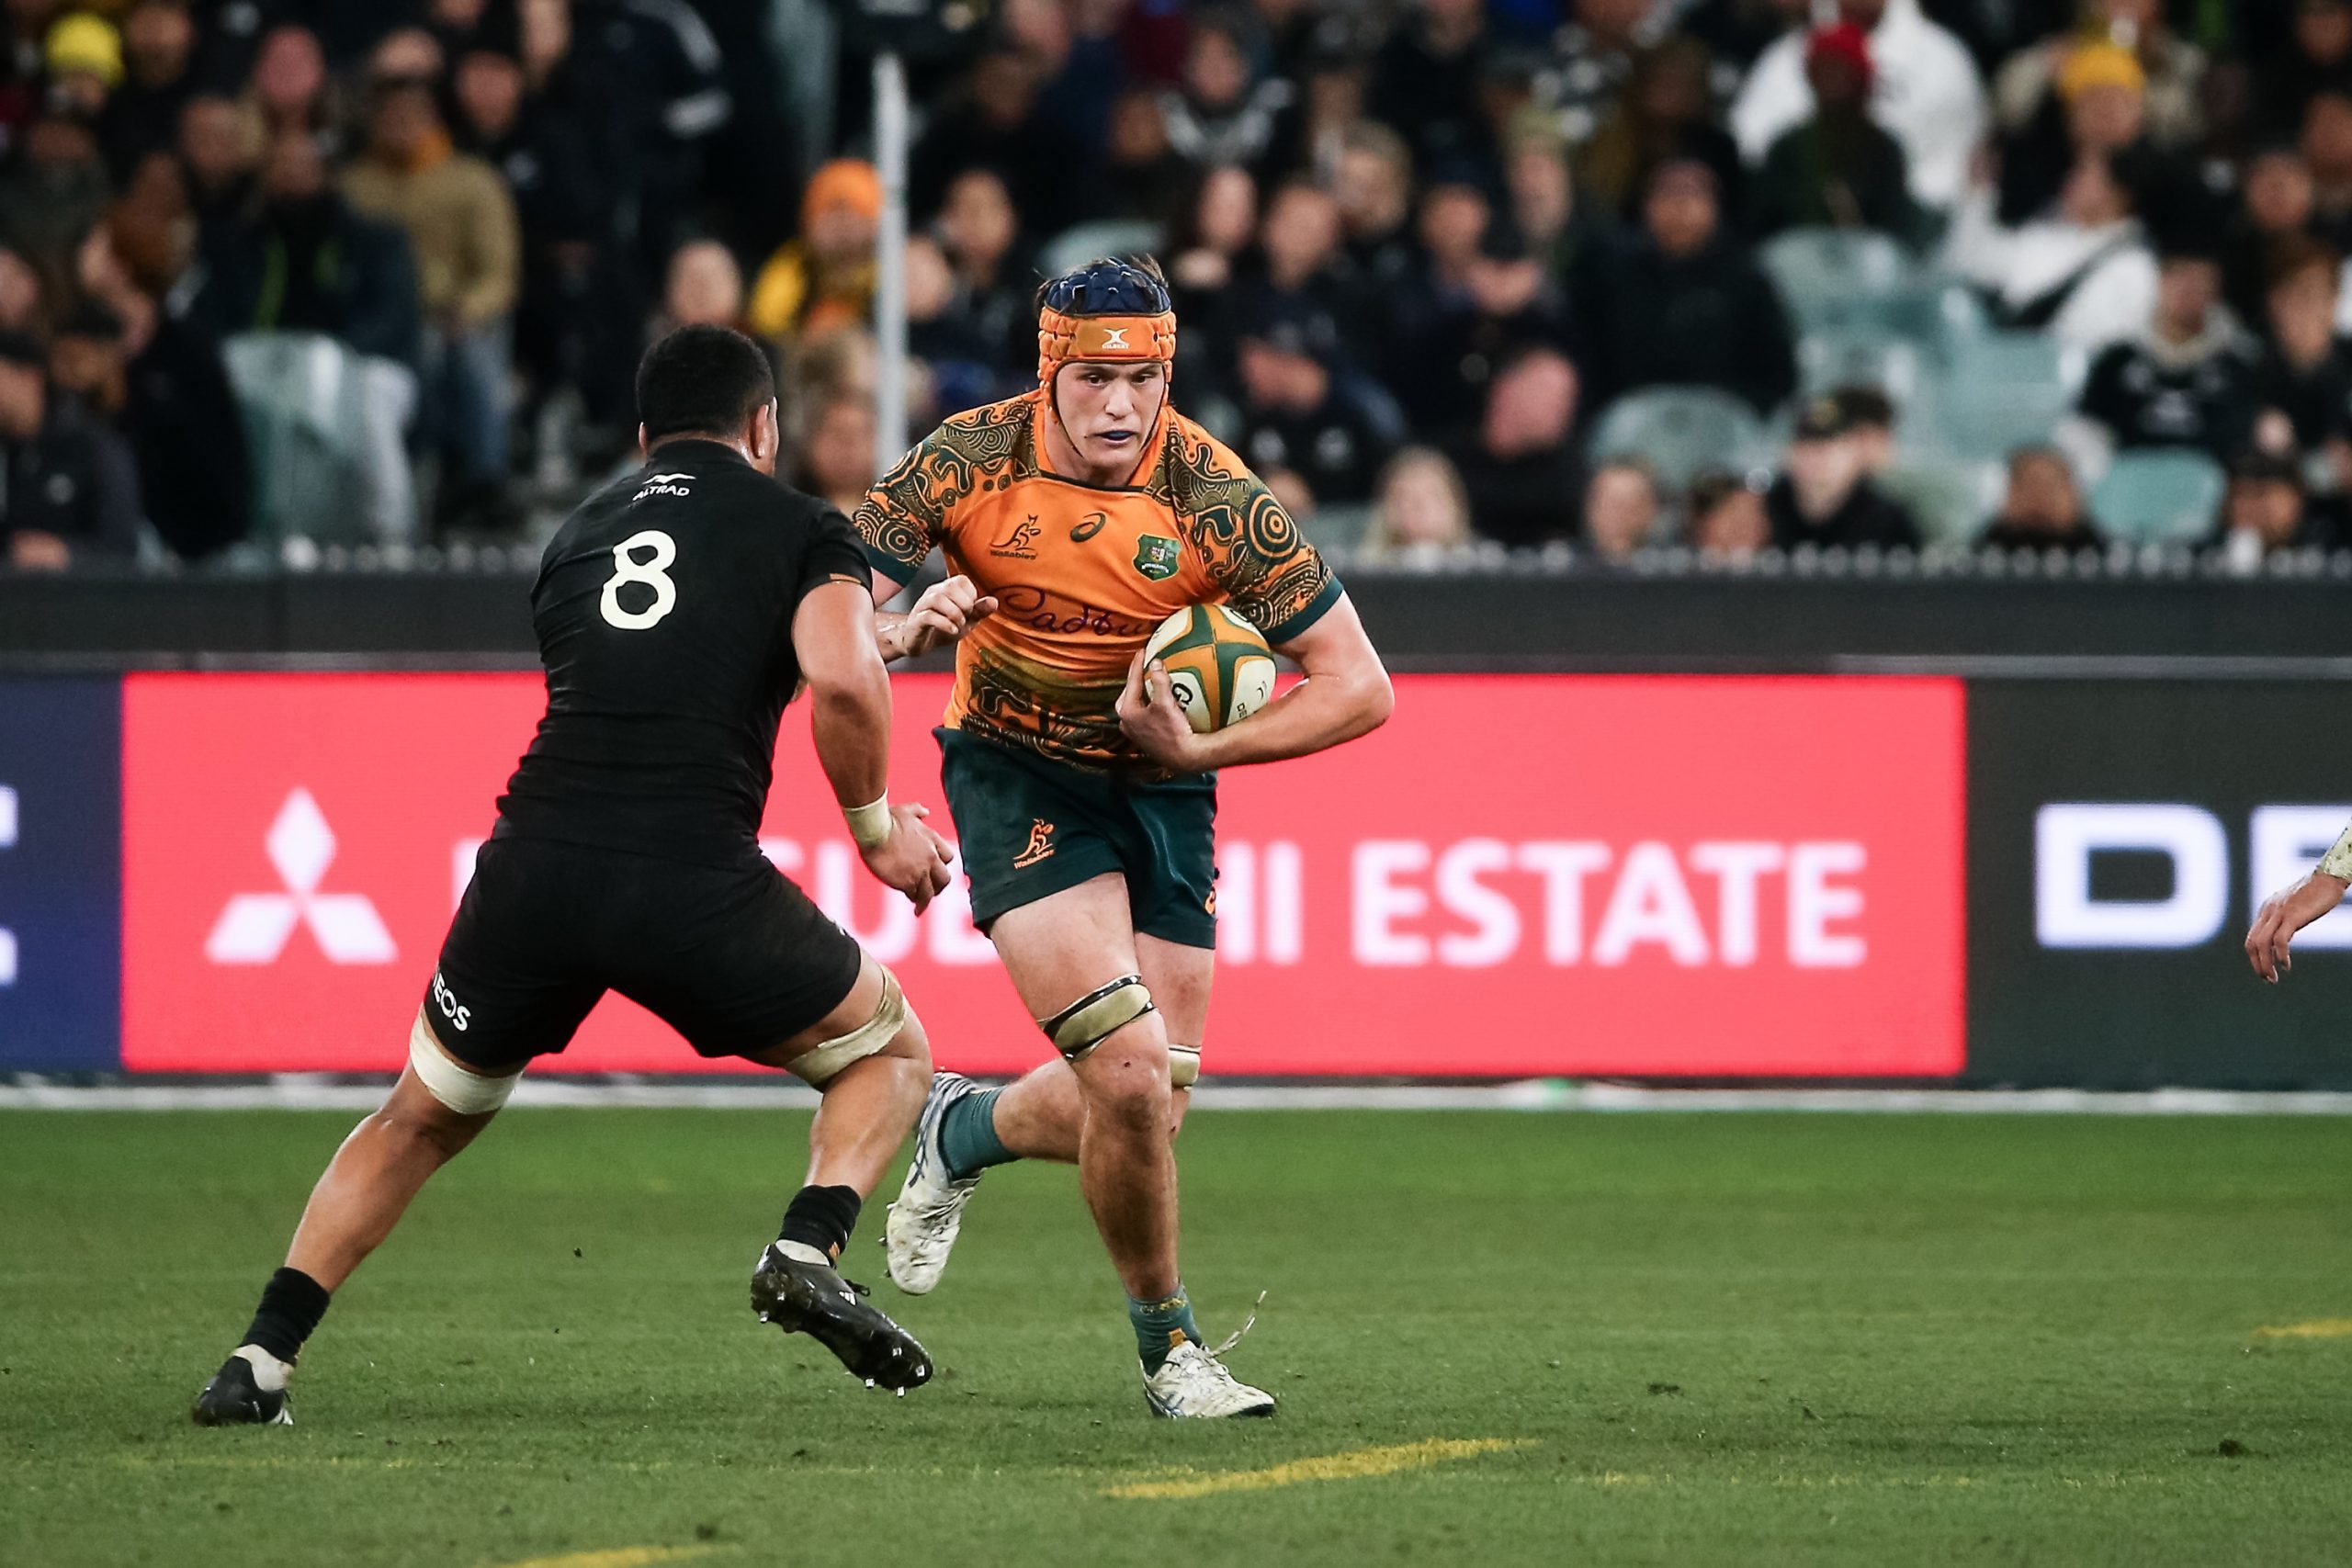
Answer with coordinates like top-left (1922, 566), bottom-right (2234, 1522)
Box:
top-left (1159, 408), bottom-right (1272, 510)
top-left (911, 389), bottom-right (1041, 465)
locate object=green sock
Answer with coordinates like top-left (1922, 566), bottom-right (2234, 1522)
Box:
top-left (1128, 1286), bottom-right (1202, 1373)
top-left (938, 1086), bottom-right (1014, 1179)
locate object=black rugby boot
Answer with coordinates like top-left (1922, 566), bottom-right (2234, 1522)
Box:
top-left (750, 1243), bottom-right (934, 1393)
top-left (191, 1350), bottom-right (293, 1427)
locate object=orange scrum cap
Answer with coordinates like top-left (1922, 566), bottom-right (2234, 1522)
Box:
top-left (1035, 257), bottom-right (1177, 384)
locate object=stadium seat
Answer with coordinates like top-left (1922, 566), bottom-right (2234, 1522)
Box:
top-left (223, 333), bottom-right (417, 547)
top-left (1933, 333), bottom-right (2086, 461)
top-left (1035, 220), bottom-right (1165, 278)
top-left (1759, 229), bottom-right (1917, 335)
top-left (2089, 448), bottom-right (2227, 544)
top-left (1879, 456), bottom-right (2005, 547)
top-left (1588, 388), bottom-right (1771, 490)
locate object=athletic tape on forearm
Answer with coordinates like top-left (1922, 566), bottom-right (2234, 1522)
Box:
top-left (2323, 821), bottom-right (2352, 882)
top-left (843, 794), bottom-right (892, 852)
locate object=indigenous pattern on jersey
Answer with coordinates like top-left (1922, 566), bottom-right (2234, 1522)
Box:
top-left (853, 389), bottom-right (1341, 770)
top-left (495, 439), bottom-right (872, 866)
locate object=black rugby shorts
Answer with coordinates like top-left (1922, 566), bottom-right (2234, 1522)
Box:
top-left (424, 837), bottom-right (864, 1072)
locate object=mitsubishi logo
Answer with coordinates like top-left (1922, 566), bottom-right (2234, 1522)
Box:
top-left (206, 789), bottom-right (398, 964)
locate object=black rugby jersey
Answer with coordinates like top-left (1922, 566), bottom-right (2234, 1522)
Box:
top-left (493, 439), bottom-right (872, 866)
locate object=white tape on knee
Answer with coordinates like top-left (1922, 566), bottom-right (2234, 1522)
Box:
top-left (794, 968), bottom-right (908, 1089)
top-left (408, 1012), bottom-right (518, 1115)
top-left (1168, 1043), bottom-right (1201, 1089)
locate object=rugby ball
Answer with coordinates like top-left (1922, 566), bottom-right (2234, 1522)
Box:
top-left (1142, 604), bottom-right (1277, 734)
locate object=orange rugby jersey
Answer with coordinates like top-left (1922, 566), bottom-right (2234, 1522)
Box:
top-left (853, 388), bottom-right (1341, 771)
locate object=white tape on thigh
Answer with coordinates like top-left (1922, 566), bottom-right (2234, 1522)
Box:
top-left (408, 1012), bottom-right (518, 1115)
top-left (793, 968), bottom-right (907, 1088)
top-left (1040, 974), bottom-right (1154, 1061)
top-left (1168, 1043), bottom-right (1201, 1089)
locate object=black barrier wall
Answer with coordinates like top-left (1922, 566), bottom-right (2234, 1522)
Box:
top-left (1966, 680), bottom-right (2352, 1089)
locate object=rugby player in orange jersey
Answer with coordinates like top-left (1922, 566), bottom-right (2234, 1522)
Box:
top-left (852, 256), bottom-right (1393, 1417)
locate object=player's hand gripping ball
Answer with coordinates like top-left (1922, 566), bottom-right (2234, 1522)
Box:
top-left (1140, 604), bottom-right (1277, 734)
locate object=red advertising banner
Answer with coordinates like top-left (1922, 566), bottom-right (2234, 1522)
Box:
top-left (120, 673), bottom-right (1965, 1077)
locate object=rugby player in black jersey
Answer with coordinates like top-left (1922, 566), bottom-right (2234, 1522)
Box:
top-left (192, 326), bottom-right (971, 1426)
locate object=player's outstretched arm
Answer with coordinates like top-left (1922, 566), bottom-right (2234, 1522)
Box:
top-left (1118, 593), bottom-right (1393, 774)
top-left (2248, 839), bottom-right (2352, 985)
top-left (872, 574), bottom-right (999, 663)
top-left (794, 581), bottom-right (953, 910)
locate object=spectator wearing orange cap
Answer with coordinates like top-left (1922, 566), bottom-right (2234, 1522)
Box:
top-left (1992, 1), bottom-right (2206, 157)
top-left (746, 158), bottom-right (879, 344)
top-left (1750, 22), bottom-right (1919, 241)
top-left (1996, 31), bottom-right (2204, 232)
top-left (45, 11), bottom-right (123, 118)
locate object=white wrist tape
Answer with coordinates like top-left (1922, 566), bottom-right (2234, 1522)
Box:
top-left (843, 793), bottom-right (892, 851)
top-left (2323, 822), bottom-right (2352, 883)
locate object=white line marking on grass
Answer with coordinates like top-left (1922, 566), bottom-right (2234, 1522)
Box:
top-left (1103, 1438), bottom-right (1534, 1500)
top-left (12, 1079), bottom-right (2352, 1114)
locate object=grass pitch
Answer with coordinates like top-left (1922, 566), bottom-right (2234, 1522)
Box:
top-left (6, 1108), bottom-right (2352, 1567)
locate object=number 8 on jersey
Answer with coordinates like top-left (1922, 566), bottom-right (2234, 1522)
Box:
top-left (601, 529), bottom-right (679, 630)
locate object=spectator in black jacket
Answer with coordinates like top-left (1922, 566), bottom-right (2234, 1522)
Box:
top-left (77, 222), bottom-right (250, 559)
top-left (1231, 294), bottom-right (1396, 506)
top-left (176, 93), bottom-right (256, 234)
top-left (200, 128), bottom-right (420, 363)
top-left (2252, 238), bottom-right (2352, 486)
top-left (0, 330), bottom-right (142, 569)
top-left (1766, 393), bottom-right (1923, 549)
top-left (1367, 0), bottom-right (1495, 177)
top-left (103, 0), bottom-right (200, 182)
top-left (2075, 239), bottom-right (2261, 459)
top-left (1978, 446), bottom-right (2105, 554)
top-left (1447, 345), bottom-right (1586, 548)
top-left (1574, 157), bottom-right (1798, 415)
top-left (2213, 448), bottom-right (2341, 566)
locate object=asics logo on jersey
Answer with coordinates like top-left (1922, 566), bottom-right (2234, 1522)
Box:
top-left (1070, 512), bottom-right (1108, 542)
top-left (1100, 328), bottom-right (1130, 350)
top-left (1012, 818), bottom-right (1057, 868)
top-left (634, 472), bottom-right (694, 502)
top-left (205, 789), bottom-right (398, 965)
top-left (989, 517), bottom-right (1042, 559)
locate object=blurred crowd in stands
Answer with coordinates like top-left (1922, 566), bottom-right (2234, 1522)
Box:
top-left (9, 0), bottom-right (2352, 574)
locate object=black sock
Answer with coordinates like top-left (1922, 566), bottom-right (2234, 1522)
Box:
top-left (239, 1267), bottom-right (331, 1364)
top-left (777, 1184), bottom-right (862, 1262)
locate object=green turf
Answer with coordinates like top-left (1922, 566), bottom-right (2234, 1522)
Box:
top-left (6, 1109), bottom-right (2352, 1567)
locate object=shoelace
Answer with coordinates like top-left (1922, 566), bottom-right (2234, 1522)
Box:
top-left (1208, 1290), bottom-right (1268, 1358)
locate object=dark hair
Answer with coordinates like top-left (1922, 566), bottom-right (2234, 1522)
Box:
top-left (636, 323), bottom-right (776, 444)
top-left (1035, 254), bottom-right (1172, 317)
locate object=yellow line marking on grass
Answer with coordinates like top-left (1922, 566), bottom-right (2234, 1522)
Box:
top-left (1103, 1437), bottom-right (1534, 1500)
top-left (2254, 1318), bottom-right (2352, 1339)
top-left (489, 1548), bottom-right (722, 1568)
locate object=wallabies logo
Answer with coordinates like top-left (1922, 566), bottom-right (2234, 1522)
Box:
top-left (989, 516), bottom-right (1041, 559)
top-left (1133, 535), bottom-right (1181, 581)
